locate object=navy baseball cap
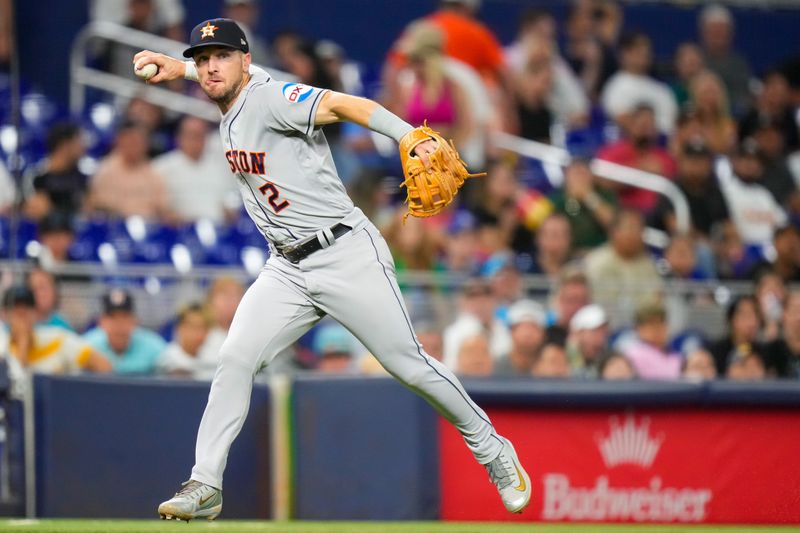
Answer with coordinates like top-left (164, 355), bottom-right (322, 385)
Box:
top-left (183, 18), bottom-right (249, 58)
top-left (3, 286), bottom-right (36, 309)
top-left (102, 288), bottom-right (135, 314)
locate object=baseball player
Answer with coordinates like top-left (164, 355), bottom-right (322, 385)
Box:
top-left (134, 18), bottom-right (530, 522)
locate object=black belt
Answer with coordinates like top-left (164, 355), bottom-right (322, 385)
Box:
top-left (278, 223), bottom-right (352, 264)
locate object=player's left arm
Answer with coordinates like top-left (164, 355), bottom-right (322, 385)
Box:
top-left (315, 92), bottom-right (437, 164)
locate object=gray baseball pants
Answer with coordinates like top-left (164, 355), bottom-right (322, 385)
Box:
top-left (190, 218), bottom-right (503, 489)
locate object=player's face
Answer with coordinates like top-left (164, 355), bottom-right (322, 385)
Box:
top-left (193, 47), bottom-right (251, 106)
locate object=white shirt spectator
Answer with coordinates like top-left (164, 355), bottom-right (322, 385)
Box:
top-left (443, 313), bottom-right (511, 370)
top-left (601, 72), bottom-right (678, 134)
top-left (720, 173), bottom-right (787, 248)
top-left (153, 130), bottom-right (238, 223)
top-left (158, 341), bottom-right (218, 380)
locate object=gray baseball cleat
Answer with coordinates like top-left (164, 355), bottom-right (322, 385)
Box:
top-left (157, 479), bottom-right (222, 522)
top-left (485, 437), bottom-right (532, 514)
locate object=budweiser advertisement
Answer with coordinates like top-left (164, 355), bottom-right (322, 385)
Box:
top-left (439, 408), bottom-right (800, 524)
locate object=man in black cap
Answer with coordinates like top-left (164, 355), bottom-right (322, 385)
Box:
top-left (720, 138), bottom-right (787, 251)
top-left (650, 137), bottom-right (728, 238)
top-left (134, 16), bottom-right (531, 521)
top-left (82, 288), bottom-right (166, 375)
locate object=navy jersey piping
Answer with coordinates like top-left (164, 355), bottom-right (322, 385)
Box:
top-left (227, 80), bottom-right (298, 241)
top-left (304, 89), bottom-right (327, 136)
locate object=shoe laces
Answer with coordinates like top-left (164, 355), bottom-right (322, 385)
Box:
top-left (176, 480), bottom-right (203, 497)
top-left (485, 455), bottom-right (515, 490)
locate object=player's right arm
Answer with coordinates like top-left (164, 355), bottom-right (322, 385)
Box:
top-left (132, 51), bottom-right (269, 84)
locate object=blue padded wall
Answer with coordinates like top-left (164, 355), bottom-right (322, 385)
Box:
top-left (292, 376), bottom-right (439, 520)
top-left (34, 375), bottom-right (271, 518)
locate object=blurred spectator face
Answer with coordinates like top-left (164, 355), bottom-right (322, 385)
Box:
top-left (518, 38), bottom-right (554, 100)
top-left (318, 352), bottom-right (353, 373)
top-left (683, 349), bottom-right (717, 380)
top-left (126, 98), bottom-right (162, 132)
top-left (611, 211), bottom-right (645, 259)
top-left (519, 10), bottom-right (556, 43)
top-left (456, 335), bottom-right (493, 376)
top-left (730, 297), bottom-right (761, 343)
top-left (715, 220), bottom-right (745, 267)
top-left (555, 279), bottom-right (590, 326)
top-left (208, 278), bottom-right (245, 330)
top-left (115, 126), bottom-right (149, 166)
top-left (574, 323), bottom-right (609, 362)
top-left (628, 107), bottom-right (657, 146)
top-left (177, 117), bottom-right (208, 161)
top-left (511, 321), bottom-right (545, 353)
top-left (28, 269), bottom-right (58, 316)
top-left (459, 280), bottom-right (496, 326)
top-left (284, 47), bottom-right (318, 85)
top-left (273, 32), bottom-right (304, 69)
top-left (677, 150), bottom-right (713, 185)
top-left (726, 353), bottom-right (766, 381)
top-left (4, 300), bottom-right (37, 337)
top-left (621, 35), bottom-right (652, 74)
top-left (485, 162), bottom-right (517, 204)
top-left (701, 10), bottom-right (733, 55)
top-left (773, 226), bottom-right (800, 266)
top-left (691, 71), bottom-right (727, 114)
top-left (445, 228), bottom-right (479, 271)
top-left (636, 315), bottom-right (669, 350)
top-left (567, 5), bottom-right (593, 39)
top-left (782, 291), bottom-right (800, 335)
top-left (127, 0), bottom-right (153, 29)
top-left (100, 311), bottom-right (137, 354)
top-left (601, 354), bottom-right (636, 380)
top-left (224, 0), bottom-right (259, 28)
top-left (489, 265), bottom-right (522, 304)
top-left (665, 236), bottom-right (696, 278)
top-left (418, 329), bottom-right (444, 361)
top-left (537, 214), bottom-right (572, 264)
top-left (477, 223), bottom-right (507, 256)
top-left (733, 149), bottom-right (764, 183)
top-left (176, 309), bottom-right (210, 357)
top-left (761, 72), bottom-right (790, 111)
top-left (753, 125), bottom-right (785, 160)
top-left (674, 43), bottom-right (704, 81)
top-left (532, 343), bottom-right (570, 378)
top-left (756, 271), bottom-right (786, 323)
top-left (39, 228), bottom-right (75, 262)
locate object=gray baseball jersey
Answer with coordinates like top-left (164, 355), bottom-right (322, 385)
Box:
top-left (220, 67), bottom-right (353, 247)
top-left (188, 65), bottom-right (507, 494)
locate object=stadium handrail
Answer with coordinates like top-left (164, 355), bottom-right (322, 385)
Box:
top-left (69, 22), bottom-right (294, 122)
top-left (491, 131), bottom-right (692, 237)
top-left (0, 258), bottom-right (755, 295)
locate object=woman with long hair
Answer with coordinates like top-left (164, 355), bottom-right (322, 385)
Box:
top-left (688, 70), bottom-right (737, 154)
top-left (396, 21), bottom-right (473, 150)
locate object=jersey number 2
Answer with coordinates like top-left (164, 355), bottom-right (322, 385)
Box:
top-left (258, 182), bottom-right (289, 213)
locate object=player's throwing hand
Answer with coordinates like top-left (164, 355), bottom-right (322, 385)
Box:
top-left (132, 50), bottom-right (186, 84)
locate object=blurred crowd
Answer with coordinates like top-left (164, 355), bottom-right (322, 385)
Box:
top-left (2, 0), bottom-right (800, 388)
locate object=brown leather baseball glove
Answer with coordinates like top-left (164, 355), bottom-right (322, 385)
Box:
top-left (398, 123), bottom-right (485, 219)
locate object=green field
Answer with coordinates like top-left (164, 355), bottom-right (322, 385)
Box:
top-left (1, 521), bottom-right (798, 533)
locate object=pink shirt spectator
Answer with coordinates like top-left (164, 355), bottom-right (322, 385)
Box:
top-left (406, 81), bottom-right (457, 129)
top-left (623, 340), bottom-right (682, 380)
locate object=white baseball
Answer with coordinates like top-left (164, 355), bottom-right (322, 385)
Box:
top-left (134, 63), bottom-right (158, 80)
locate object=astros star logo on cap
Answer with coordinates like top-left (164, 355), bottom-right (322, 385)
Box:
top-left (200, 22), bottom-right (218, 39)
